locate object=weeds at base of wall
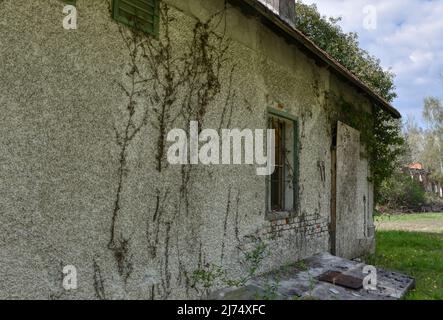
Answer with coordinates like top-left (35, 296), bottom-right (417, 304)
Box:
top-left (191, 237), bottom-right (268, 297)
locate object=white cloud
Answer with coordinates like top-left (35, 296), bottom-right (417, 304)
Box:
top-left (409, 50), bottom-right (433, 64)
top-left (299, 0), bottom-right (443, 123)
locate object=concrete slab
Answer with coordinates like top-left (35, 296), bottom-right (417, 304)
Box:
top-left (210, 253), bottom-right (415, 300)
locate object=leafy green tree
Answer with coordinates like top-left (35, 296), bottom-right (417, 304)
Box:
top-left (420, 132), bottom-right (441, 172)
top-left (423, 97), bottom-right (443, 132)
top-left (422, 97), bottom-right (443, 172)
top-left (294, 1), bottom-right (404, 197)
top-left (294, 1), bottom-right (396, 102)
top-left (400, 97), bottom-right (443, 175)
top-left (378, 171), bottom-right (426, 209)
top-left (402, 116), bottom-right (424, 164)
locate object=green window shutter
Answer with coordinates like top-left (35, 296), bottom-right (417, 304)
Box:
top-left (112, 0), bottom-right (160, 36)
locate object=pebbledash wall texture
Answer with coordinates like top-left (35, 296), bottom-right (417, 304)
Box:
top-left (0, 0), bottom-right (387, 299)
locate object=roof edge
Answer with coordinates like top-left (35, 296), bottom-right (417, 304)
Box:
top-left (228, 0), bottom-right (401, 119)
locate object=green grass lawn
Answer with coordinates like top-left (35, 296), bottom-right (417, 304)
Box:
top-left (367, 230), bottom-right (443, 300)
top-left (375, 212), bottom-right (443, 234)
top-left (375, 212), bottom-right (443, 223)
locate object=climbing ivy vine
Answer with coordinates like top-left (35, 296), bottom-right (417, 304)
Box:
top-left (106, 1), bottom-right (246, 298)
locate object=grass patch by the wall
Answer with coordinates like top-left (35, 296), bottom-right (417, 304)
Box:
top-left (366, 230), bottom-right (443, 300)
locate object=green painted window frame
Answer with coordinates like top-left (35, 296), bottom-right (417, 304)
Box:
top-left (112, 0), bottom-right (160, 37)
top-left (266, 107), bottom-right (299, 220)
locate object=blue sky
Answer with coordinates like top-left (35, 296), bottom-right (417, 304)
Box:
top-left (299, 0), bottom-right (443, 124)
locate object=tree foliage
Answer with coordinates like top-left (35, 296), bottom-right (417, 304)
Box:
top-left (378, 171), bottom-right (426, 209)
top-left (402, 116), bottom-right (424, 164)
top-left (404, 97), bottom-right (443, 173)
top-left (294, 1), bottom-right (404, 197)
top-left (423, 97), bottom-right (443, 132)
top-left (371, 108), bottom-right (406, 193)
top-left (422, 97), bottom-right (443, 172)
top-left (294, 1), bottom-right (397, 102)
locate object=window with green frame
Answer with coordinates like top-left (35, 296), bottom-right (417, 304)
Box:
top-left (266, 108), bottom-right (299, 218)
top-left (112, 0), bottom-right (160, 36)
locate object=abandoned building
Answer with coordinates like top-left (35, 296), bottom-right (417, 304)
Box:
top-left (0, 0), bottom-right (401, 299)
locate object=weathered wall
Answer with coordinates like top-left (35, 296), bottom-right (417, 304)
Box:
top-left (335, 122), bottom-right (374, 259)
top-left (0, 0), bottom-right (374, 299)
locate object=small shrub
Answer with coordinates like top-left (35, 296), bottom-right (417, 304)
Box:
top-left (378, 171), bottom-right (426, 209)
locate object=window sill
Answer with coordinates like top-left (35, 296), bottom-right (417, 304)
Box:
top-left (266, 211), bottom-right (295, 222)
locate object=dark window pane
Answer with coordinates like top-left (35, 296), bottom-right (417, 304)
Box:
top-left (270, 118), bottom-right (285, 211)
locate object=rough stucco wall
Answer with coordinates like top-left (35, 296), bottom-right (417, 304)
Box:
top-left (0, 0), bottom-right (374, 299)
top-left (328, 73), bottom-right (376, 258)
top-left (336, 122), bottom-right (362, 259)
